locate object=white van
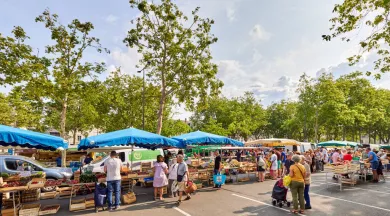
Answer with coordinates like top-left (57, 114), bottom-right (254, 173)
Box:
top-left (284, 142), bottom-right (315, 153)
top-left (84, 148), bottom-right (164, 173)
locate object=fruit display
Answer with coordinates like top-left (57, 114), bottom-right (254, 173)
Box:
top-left (1, 181), bottom-right (27, 188)
top-left (95, 173), bottom-right (106, 179)
top-left (80, 173), bottom-right (97, 183)
top-left (44, 180), bottom-right (63, 187)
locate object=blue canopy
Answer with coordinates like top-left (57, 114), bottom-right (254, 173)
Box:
top-left (0, 125), bottom-right (68, 151)
top-left (78, 127), bottom-right (180, 150)
top-left (172, 131), bottom-right (244, 147)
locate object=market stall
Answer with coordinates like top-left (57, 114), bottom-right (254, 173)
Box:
top-left (172, 131), bottom-right (246, 185)
top-left (0, 124), bottom-right (68, 216)
top-left (76, 127), bottom-right (180, 210)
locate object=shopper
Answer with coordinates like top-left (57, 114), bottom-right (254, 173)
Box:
top-left (289, 155), bottom-right (306, 214)
top-left (300, 156), bottom-right (311, 210)
top-left (270, 150), bottom-right (278, 180)
top-left (284, 152), bottom-right (294, 175)
top-left (83, 153), bottom-right (93, 165)
top-left (281, 149), bottom-right (286, 174)
top-left (176, 154), bottom-right (190, 205)
top-left (168, 159), bottom-right (178, 198)
top-left (275, 149), bottom-right (282, 178)
top-left (256, 152), bottom-right (266, 182)
top-left (104, 151), bottom-right (123, 210)
top-left (343, 151), bottom-right (353, 162)
top-left (214, 151), bottom-right (222, 188)
top-left (153, 155), bottom-right (169, 200)
top-left (236, 150), bottom-right (242, 162)
top-left (366, 147), bottom-right (379, 183)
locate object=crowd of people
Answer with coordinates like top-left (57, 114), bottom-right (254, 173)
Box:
top-left (102, 146), bottom-right (389, 212)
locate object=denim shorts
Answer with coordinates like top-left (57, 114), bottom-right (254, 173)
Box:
top-left (371, 161), bottom-right (379, 170)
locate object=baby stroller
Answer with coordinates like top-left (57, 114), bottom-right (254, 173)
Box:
top-left (271, 179), bottom-right (291, 208)
top-left (94, 182), bottom-right (108, 213)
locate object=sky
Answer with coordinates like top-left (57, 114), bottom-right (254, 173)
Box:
top-left (1, 0), bottom-right (389, 119)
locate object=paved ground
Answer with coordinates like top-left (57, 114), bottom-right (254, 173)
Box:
top-left (46, 172), bottom-right (390, 216)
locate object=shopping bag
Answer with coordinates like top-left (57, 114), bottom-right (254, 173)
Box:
top-left (185, 181), bottom-right (197, 194)
top-left (283, 175), bottom-right (291, 187)
top-left (121, 192), bottom-right (136, 204)
top-left (213, 174), bottom-right (226, 185)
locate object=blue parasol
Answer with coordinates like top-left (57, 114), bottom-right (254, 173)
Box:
top-left (78, 127), bottom-right (180, 150)
top-left (0, 124), bottom-right (68, 151)
top-left (172, 131), bottom-right (244, 148)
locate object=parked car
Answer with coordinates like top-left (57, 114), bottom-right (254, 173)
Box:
top-left (0, 155), bottom-right (73, 192)
top-left (84, 148), bottom-right (164, 173)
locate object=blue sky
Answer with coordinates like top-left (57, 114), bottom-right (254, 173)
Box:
top-left (1, 0), bottom-right (388, 119)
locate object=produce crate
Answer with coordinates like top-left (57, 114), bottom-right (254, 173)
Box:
top-left (38, 205), bottom-right (60, 215)
top-left (195, 183), bottom-right (203, 189)
top-left (22, 189), bottom-right (40, 203)
top-left (2, 203), bottom-right (21, 216)
top-left (19, 203), bottom-right (40, 216)
top-left (69, 198), bottom-right (86, 212)
top-left (28, 178), bottom-right (46, 189)
top-left (57, 187), bottom-right (73, 199)
top-left (85, 196), bottom-right (95, 208)
top-left (128, 173), bottom-right (138, 178)
top-left (40, 191), bottom-right (57, 200)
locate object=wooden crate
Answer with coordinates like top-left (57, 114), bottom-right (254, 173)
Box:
top-left (85, 197), bottom-right (95, 209)
top-left (28, 178), bottom-right (46, 189)
top-left (22, 189), bottom-right (40, 203)
top-left (19, 203), bottom-right (40, 216)
top-left (2, 203), bottom-right (21, 216)
top-left (39, 205), bottom-right (60, 215)
top-left (69, 198), bottom-right (86, 212)
top-left (40, 192), bottom-right (57, 200)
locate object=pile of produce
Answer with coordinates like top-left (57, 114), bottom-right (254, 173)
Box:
top-left (95, 173), bottom-right (106, 179)
top-left (80, 171), bottom-right (97, 183)
top-left (44, 180), bottom-right (63, 187)
top-left (1, 181), bottom-right (28, 188)
top-left (229, 159), bottom-right (240, 168)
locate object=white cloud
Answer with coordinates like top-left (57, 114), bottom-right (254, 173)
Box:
top-left (226, 6), bottom-right (235, 22)
top-left (105, 14), bottom-right (119, 24)
top-left (110, 47), bottom-right (142, 75)
top-left (249, 24), bottom-right (271, 41)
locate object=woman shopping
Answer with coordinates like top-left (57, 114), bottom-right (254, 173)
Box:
top-left (289, 155), bottom-right (306, 214)
top-left (153, 155), bottom-right (169, 200)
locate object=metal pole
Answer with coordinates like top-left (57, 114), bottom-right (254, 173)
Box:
top-left (142, 70), bottom-right (145, 130)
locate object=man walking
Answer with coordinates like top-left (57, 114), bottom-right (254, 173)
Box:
top-left (214, 151), bottom-right (222, 188)
top-left (177, 155), bottom-right (190, 205)
top-left (104, 151), bottom-right (123, 211)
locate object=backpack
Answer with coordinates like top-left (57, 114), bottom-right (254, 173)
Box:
top-left (258, 157), bottom-right (265, 167)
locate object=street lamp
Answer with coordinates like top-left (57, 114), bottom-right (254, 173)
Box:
top-left (137, 61), bottom-right (151, 130)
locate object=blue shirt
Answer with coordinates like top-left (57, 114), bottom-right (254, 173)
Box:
top-left (281, 152), bottom-right (286, 163)
top-left (368, 151), bottom-right (378, 162)
top-left (84, 157), bottom-right (93, 165)
top-left (56, 157), bottom-right (62, 167)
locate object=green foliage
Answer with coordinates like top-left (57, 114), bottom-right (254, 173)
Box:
top-left (191, 92), bottom-right (266, 141)
top-left (125, 0), bottom-right (223, 134)
top-left (325, 0), bottom-right (390, 78)
top-left (161, 119), bottom-right (191, 137)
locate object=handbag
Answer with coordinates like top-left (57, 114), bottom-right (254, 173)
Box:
top-left (177, 163), bottom-right (187, 182)
top-left (213, 173), bottom-right (226, 185)
top-left (283, 175), bottom-right (292, 187)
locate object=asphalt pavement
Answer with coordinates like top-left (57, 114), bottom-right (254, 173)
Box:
top-left (47, 172), bottom-right (390, 216)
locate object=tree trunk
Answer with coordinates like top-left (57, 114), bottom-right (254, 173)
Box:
top-left (60, 94), bottom-right (68, 168)
top-left (73, 129), bottom-right (77, 146)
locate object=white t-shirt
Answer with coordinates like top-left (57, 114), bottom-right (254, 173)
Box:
top-left (270, 154), bottom-right (278, 170)
top-left (168, 163), bottom-right (178, 180)
top-left (105, 158), bottom-right (122, 181)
